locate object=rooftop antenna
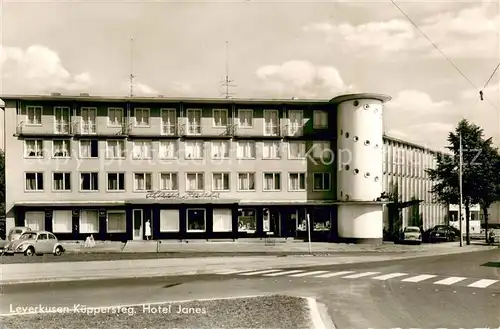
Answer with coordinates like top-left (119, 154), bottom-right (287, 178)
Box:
top-left (129, 37), bottom-right (135, 97)
top-left (220, 41), bottom-right (237, 98)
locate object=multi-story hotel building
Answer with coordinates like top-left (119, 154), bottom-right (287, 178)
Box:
top-left (0, 93), bottom-right (452, 243)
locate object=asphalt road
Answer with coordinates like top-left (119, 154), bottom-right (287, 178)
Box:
top-left (2, 249), bottom-right (499, 328)
top-left (0, 250), bottom-right (405, 264)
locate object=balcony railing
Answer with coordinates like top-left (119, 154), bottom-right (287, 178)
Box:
top-left (119, 121), bottom-right (132, 135)
top-left (81, 122), bottom-right (97, 134)
top-left (161, 123), bottom-right (178, 136)
top-left (54, 121), bottom-right (72, 135)
top-left (180, 123), bottom-right (202, 136)
top-left (264, 123), bottom-right (280, 136)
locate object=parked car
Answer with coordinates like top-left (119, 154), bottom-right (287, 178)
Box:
top-left (429, 225), bottom-right (456, 243)
top-left (3, 231), bottom-right (65, 256)
top-left (7, 226), bottom-right (32, 242)
top-left (400, 226), bottom-right (422, 244)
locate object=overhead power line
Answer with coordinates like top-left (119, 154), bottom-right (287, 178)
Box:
top-left (389, 0), bottom-right (499, 109)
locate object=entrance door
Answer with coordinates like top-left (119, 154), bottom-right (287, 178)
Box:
top-left (287, 210), bottom-right (298, 238)
top-left (133, 209), bottom-right (143, 240)
top-left (269, 209), bottom-right (281, 237)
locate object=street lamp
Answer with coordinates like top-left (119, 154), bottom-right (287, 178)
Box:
top-left (459, 132), bottom-right (464, 247)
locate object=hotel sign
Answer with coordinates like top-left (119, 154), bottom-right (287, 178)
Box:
top-left (145, 190), bottom-right (220, 200)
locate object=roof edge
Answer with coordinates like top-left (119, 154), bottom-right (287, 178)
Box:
top-left (330, 93), bottom-right (391, 104)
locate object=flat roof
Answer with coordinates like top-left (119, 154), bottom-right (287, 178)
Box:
top-left (0, 92), bottom-right (391, 105)
top-left (383, 134), bottom-right (442, 154)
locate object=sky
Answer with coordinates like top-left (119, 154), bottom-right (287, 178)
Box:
top-left (0, 0), bottom-right (499, 151)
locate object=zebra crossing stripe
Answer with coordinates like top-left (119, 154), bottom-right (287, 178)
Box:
top-left (216, 269), bottom-right (257, 275)
top-left (401, 274), bottom-right (437, 283)
top-left (372, 273), bottom-right (408, 281)
top-left (467, 279), bottom-right (499, 288)
top-left (315, 271), bottom-right (355, 278)
top-left (239, 269), bottom-right (282, 276)
top-left (433, 277), bottom-right (467, 285)
top-left (263, 270), bottom-right (305, 277)
top-left (289, 270), bottom-right (329, 277)
top-left (343, 272), bottom-right (380, 279)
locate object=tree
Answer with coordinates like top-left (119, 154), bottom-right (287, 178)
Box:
top-left (426, 119), bottom-right (500, 244)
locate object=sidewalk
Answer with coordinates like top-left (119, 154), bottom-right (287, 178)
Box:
top-left (61, 239), bottom-right (498, 254)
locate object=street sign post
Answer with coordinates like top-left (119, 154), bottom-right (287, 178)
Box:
top-left (307, 213), bottom-right (312, 254)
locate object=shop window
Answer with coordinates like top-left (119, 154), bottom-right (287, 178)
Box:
top-left (296, 210), bottom-right (307, 232)
top-left (213, 209), bottom-right (232, 232)
top-left (311, 209), bottom-right (331, 232)
top-left (107, 211), bottom-right (126, 233)
top-left (25, 211), bottom-right (45, 231)
top-left (80, 210), bottom-right (99, 233)
top-left (52, 210), bottom-right (72, 233)
top-left (160, 209), bottom-right (179, 232)
top-left (238, 209), bottom-right (256, 233)
top-left (186, 209), bottom-right (206, 232)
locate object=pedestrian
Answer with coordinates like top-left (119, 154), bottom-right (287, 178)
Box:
top-left (145, 220), bottom-right (151, 240)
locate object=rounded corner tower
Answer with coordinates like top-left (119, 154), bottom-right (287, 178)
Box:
top-left (332, 93), bottom-right (391, 244)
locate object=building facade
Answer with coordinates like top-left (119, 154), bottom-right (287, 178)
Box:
top-left (1, 92), bottom-right (451, 243)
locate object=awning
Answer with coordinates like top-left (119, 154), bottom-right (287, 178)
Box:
top-left (14, 201), bottom-right (126, 207)
top-left (126, 198), bottom-right (240, 205)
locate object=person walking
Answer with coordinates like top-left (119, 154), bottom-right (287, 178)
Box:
top-left (145, 220), bottom-right (152, 240)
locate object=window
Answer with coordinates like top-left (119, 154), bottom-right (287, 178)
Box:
top-left (25, 211), bottom-right (45, 231)
top-left (237, 173), bottom-right (255, 191)
top-left (238, 208), bottom-right (256, 233)
top-left (262, 141), bottom-right (281, 159)
top-left (160, 209), bottom-right (180, 232)
top-left (236, 141), bottom-right (256, 159)
top-left (134, 173), bottom-right (152, 191)
top-left (212, 173), bottom-right (230, 191)
top-left (289, 173), bottom-right (306, 191)
top-left (238, 109), bottom-right (253, 128)
top-left (213, 109), bottom-right (228, 127)
top-left (160, 173), bottom-right (178, 191)
top-left (312, 141), bottom-right (332, 160)
top-left (24, 140), bottom-right (43, 158)
top-left (161, 109), bottom-right (177, 135)
top-left (186, 209), bottom-right (206, 232)
top-left (185, 140), bottom-right (204, 159)
top-left (211, 141), bottom-right (230, 159)
top-left (133, 140), bottom-right (153, 159)
top-left (80, 172), bottom-right (99, 191)
top-left (107, 173), bottom-right (125, 191)
top-left (81, 107), bottom-right (97, 134)
top-left (134, 108), bottom-right (150, 126)
top-left (186, 173), bottom-right (204, 191)
top-left (288, 110), bottom-right (303, 135)
top-left (186, 109), bottom-right (202, 134)
top-left (80, 210), bottom-right (99, 233)
top-left (213, 209), bottom-right (232, 232)
top-left (26, 106), bottom-right (42, 125)
top-left (25, 172), bottom-right (44, 191)
top-left (107, 211), bottom-right (126, 233)
top-left (108, 108), bottom-right (123, 126)
top-left (288, 141), bottom-right (306, 159)
top-left (264, 110), bottom-right (279, 136)
top-left (79, 140), bottom-right (99, 158)
top-left (105, 140), bottom-right (125, 159)
top-left (159, 140), bottom-right (178, 159)
top-left (53, 172), bottom-right (71, 191)
top-left (52, 140), bottom-right (71, 158)
top-left (54, 107), bottom-right (71, 134)
top-left (263, 173), bottom-right (281, 191)
top-left (313, 110), bottom-right (328, 128)
top-left (313, 173), bottom-right (331, 191)
top-left (52, 210), bottom-right (72, 233)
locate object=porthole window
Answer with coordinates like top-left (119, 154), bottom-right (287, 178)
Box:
top-left (364, 172), bottom-right (371, 178)
top-left (353, 100), bottom-right (359, 107)
top-left (374, 176), bottom-right (379, 182)
top-left (353, 136), bottom-right (359, 142)
top-left (374, 144), bottom-right (379, 149)
top-left (364, 140), bottom-right (371, 146)
top-left (345, 165), bottom-right (350, 171)
top-left (340, 129), bottom-right (343, 135)
top-left (353, 169), bottom-right (359, 174)
top-left (363, 104), bottom-right (370, 110)
top-left (345, 132), bottom-right (350, 138)
top-left (374, 108), bottom-right (379, 113)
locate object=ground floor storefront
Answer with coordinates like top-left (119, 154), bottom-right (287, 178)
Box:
top-left (13, 203), bottom-right (338, 242)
